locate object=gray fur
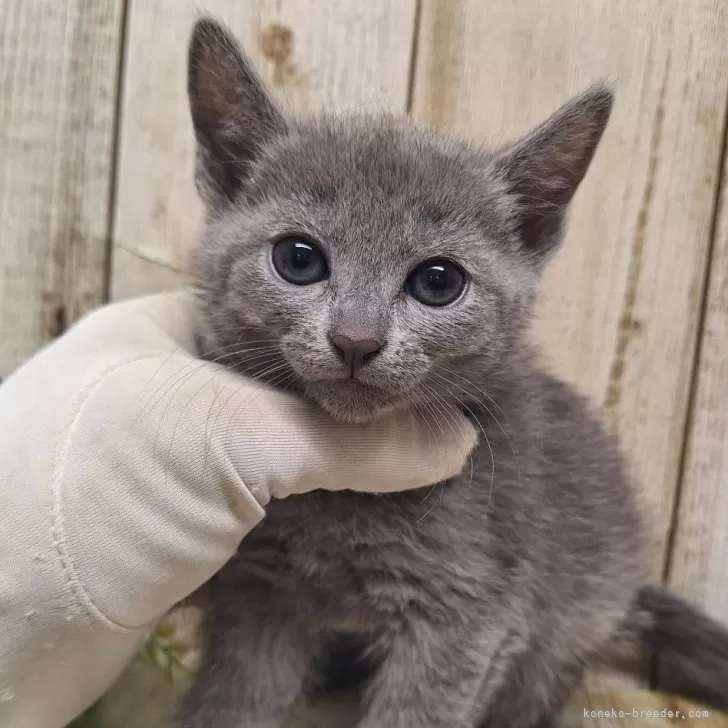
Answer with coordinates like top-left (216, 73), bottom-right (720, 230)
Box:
top-left (176, 18), bottom-right (728, 728)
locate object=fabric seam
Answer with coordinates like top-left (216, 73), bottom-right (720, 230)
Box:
top-left (49, 355), bottom-right (160, 633)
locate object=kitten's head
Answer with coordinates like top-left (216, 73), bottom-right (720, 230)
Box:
top-left (188, 19), bottom-right (612, 423)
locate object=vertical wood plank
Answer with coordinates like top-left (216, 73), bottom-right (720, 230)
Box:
top-left (110, 0), bottom-right (418, 300)
top-left (666, 143), bottom-right (728, 621)
top-left (0, 0), bottom-right (124, 376)
top-left (412, 0), bottom-right (728, 575)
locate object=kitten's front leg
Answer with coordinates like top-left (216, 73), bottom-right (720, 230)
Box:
top-left (358, 621), bottom-right (499, 728)
top-left (477, 647), bottom-right (590, 728)
top-left (174, 596), bottom-right (318, 728)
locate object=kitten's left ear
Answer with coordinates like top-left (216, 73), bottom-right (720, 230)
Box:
top-left (493, 85), bottom-right (613, 260)
top-left (187, 18), bottom-right (288, 209)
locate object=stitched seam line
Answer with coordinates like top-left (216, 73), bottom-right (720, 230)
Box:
top-left (49, 355), bottom-right (160, 633)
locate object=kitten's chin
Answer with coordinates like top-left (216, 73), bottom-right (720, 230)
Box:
top-left (305, 380), bottom-right (397, 424)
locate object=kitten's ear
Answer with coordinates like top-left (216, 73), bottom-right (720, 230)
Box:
top-left (187, 18), bottom-right (288, 208)
top-left (493, 85), bottom-right (613, 259)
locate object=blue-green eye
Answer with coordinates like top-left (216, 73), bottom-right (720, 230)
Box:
top-left (272, 237), bottom-right (329, 285)
top-left (406, 259), bottom-right (466, 306)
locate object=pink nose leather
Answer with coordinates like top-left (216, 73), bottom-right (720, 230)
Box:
top-left (330, 334), bottom-right (383, 375)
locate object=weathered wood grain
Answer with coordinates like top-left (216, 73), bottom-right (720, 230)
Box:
top-left (110, 0), bottom-right (418, 300)
top-left (0, 0), bottom-right (124, 376)
top-left (666, 140), bottom-right (728, 622)
top-left (412, 0), bottom-right (728, 574)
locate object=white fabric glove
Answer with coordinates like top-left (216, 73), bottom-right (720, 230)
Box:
top-left (0, 292), bottom-right (476, 728)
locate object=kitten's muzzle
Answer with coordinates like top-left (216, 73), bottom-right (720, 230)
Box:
top-left (329, 332), bottom-right (384, 377)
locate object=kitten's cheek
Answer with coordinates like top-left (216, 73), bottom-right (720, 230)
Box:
top-left (240, 310), bottom-right (265, 328)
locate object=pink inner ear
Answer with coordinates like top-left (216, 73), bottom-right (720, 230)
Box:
top-left (187, 18), bottom-right (288, 207)
top-left (493, 86), bottom-right (612, 255)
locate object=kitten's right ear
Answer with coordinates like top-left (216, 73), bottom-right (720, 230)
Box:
top-left (492, 85), bottom-right (613, 262)
top-left (187, 18), bottom-right (287, 208)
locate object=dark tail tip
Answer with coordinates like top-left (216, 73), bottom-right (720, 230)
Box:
top-left (635, 585), bottom-right (728, 711)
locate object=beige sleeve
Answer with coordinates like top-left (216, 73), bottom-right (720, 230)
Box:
top-left (0, 293), bottom-right (475, 728)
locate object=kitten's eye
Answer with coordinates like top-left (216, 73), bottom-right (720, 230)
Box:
top-left (272, 236), bottom-right (329, 286)
top-left (406, 259), bottom-right (466, 307)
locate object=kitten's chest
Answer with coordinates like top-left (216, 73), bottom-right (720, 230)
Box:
top-left (237, 485), bottom-right (487, 585)
top-left (226, 487), bottom-right (493, 633)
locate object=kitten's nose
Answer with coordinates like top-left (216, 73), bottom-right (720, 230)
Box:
top-left (330, 333), bottom-right (383, 376)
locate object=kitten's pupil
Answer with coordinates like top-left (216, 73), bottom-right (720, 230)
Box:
top-left (290, 243), bottom-right (313, 269)
top-left (426, 265), bottom-right (449, 290)
top-left (407, 259), bottom-right (466, 307)
top-left (272, 236), bottom-right (328, 286)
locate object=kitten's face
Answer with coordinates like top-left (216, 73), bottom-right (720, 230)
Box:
top-left (197, 120), bottom-right (537, 422)
top-left (188, 20), bottom-right (611, 422)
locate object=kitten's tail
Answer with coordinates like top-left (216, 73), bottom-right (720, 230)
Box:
top-left (619, 585), bottom-right (728, 711)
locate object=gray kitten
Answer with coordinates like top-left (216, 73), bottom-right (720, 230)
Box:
top-left (176, 18), bottom-right (728, 728)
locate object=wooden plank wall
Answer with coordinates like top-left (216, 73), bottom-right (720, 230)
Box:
top-left (0, 0), bottom-right (124, 374)
top-left (1, 0), bottom-right (727, 702)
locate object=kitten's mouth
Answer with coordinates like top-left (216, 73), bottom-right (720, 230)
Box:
top-left (304, 379), bottom-right (397, 424)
